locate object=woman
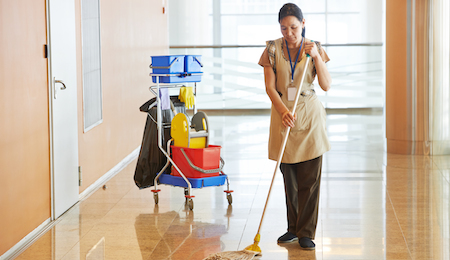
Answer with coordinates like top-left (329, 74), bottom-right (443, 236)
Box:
top-left (258, 3), bottom-right (331, 250)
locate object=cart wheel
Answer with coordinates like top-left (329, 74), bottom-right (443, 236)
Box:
top-left (187, 198), bottom-right (194, 210)
top-left (184, 188), bottom-right (189, 203)
top-left (154, 192), bottom-right (159, 204)
top-left (227, 193), bottom-right (233, 205)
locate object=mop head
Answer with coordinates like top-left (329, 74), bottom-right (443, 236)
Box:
top-left (203, 233), bottom-right (262, 260)
top-left (202, 250), bottom-right (261, 260)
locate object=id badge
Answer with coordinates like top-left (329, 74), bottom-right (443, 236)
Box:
top-left (287, 84), bottom-right (297, 101)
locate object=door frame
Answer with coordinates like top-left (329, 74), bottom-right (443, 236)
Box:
top-left (46, 0), bottom-right (56, 220)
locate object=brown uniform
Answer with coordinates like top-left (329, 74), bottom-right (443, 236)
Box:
top-left (259, 37), bottom-right (330, 239)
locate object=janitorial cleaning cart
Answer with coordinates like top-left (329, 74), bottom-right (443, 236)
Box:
top-left (135, 54), bottom-right (232, 210)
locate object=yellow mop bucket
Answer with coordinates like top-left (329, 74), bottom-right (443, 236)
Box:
top-left (171, 111), bottom-right (209, 148)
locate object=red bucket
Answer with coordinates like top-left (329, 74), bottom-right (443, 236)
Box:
top-left (171, 145), bottom-right (221, 178)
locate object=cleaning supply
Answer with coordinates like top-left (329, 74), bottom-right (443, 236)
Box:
top-left (179, 86), bottom-right (195, 109)
top-left (159, 88), bottom-right (170, 110)
top-left (171, 111), bottom-right (209, 148)
top-left (202, 250), bottom-right (260, 260)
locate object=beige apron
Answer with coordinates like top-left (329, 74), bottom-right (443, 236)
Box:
top-left (268, 38), bottom-right (330, 163)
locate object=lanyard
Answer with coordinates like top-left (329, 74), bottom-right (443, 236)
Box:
top-left (285, 37), bottom-right (304, 83)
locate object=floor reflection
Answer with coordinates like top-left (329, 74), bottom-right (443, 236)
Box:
top-left (278, 242), bottom-right (317, 260)
top-left (85, 238), bottom-right (104, 260)
top-left (139, 206), bottom-right (229, 259)
top-left (14, 110), bottom-right (450, 260)
top-left (385, 154), bottom-right (450, 260)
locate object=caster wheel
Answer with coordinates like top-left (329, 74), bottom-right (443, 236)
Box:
top-left (227, 193), bottom-right (233, 205)
top-left (154, 193), bottom-right (159, 204)
top-left (187, 198), bottom-right (194, 210)
top-left (184, 189), bottom-right (189, 203)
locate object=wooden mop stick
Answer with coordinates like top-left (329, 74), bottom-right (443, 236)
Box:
top-left (254, 54), bottom-right (311, 238)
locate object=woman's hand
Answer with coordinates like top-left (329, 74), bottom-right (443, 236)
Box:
top-left (304, 41), bottom-right (332, 91)
top-left (265, 66), bottom-right (295, 127)
top-left (282, 110), bottom-right (297, 128)
top-left (304, 40), bottom-right (319, 59)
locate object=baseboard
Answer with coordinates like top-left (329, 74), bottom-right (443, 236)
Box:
top-left (0, 147), bottom-right (141, 260)
top-left (79, 146), bottom-right (140, 201)
top-left (0, 218), bottom-right (52, 260)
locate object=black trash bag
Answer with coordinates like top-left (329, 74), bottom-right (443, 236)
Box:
top-left (134, 96), bottom-right (186, 189)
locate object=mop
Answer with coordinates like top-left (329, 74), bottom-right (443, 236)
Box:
top-left (203, 48), bottom-right (312, 260)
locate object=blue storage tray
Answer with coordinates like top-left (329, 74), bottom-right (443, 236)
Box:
top-left (185, 55), bottom-right (202, 73)
top-left (159, 174), bottom-right (226, 188)
top-left (151, 55), bottom-right (185, 74)
top-left (152, 73), bottom-right (202, 83)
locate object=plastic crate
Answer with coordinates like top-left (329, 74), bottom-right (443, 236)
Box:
top-left (185, 55), bottom-right (202, 73)
top-left (151, 55), bottom-right (185, 74)
top-left (171, 145), bottom-right (221, 178)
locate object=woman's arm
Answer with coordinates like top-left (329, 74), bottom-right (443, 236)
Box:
top-left (264, 66), bottom-right (296, 128)
top-left (304, 41), bottom-right (332, 91)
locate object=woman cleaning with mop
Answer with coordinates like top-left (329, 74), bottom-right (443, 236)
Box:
top-left (204, 3), bottom-right (331, 259)
top-left (257, 2), bottom-right (331, 251)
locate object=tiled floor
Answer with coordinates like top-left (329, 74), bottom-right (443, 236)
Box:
top-left (15, 110), bottom-right (450, 259)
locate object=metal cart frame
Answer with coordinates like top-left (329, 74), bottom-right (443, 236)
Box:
top-left (148, 73), bottom-right (233, 210)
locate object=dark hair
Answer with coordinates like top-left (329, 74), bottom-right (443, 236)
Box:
top-left (278, 3), bottom-right (305, 37)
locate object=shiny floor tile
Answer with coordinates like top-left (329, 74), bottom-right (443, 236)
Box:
top-left (15, 111), bottom-right (450, 260)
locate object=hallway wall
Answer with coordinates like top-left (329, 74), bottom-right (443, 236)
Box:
top-left (0, 0), bottom-right (50, 255)
top-left (74, 0), bottom-right (168, 193)
top-left (386, 0), bottom-right (408, 148)
top-left (0, 0), bottom-right (168, 256)
top-left (386, 0), bottom-right (450, 155)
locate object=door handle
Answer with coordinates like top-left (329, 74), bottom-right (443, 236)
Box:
top-left (55, 79), bottom-right (66, 90)
top-left (53, 78), bottom-right (67, 99)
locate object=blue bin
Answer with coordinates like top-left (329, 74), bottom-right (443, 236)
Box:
top-left (185, 55), bottom-right (202, 73)
top-left (151, 55), bottom-right (185, 74)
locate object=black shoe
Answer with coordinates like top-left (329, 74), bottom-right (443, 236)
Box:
top-left (277, 232), bottom-right (298, 243)
top-left (299, 237), bottom-right (315, 250)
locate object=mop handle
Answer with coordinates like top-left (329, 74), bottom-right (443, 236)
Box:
top-left (256, 54), bottom-right (311, 235)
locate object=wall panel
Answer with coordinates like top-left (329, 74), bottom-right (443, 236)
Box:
top-left (75, 0), bottom-right (168, 192)
top-left (0, 0), bottom-right (50, 255)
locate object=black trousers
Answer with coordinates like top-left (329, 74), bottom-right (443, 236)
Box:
top-left (280, 156), bottom-right (322, 239)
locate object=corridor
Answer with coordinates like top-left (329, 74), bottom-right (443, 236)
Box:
top-left (16, 110), bottom-right (450, 259)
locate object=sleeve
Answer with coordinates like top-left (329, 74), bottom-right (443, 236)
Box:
top-left (312, 41), bottom-right (329, 79)
top-left (258, 48), bottom-right (271, 67)
top-left (317, 42), bottom-right (330, 63)
top-left (258, 40), bottom-right (276, 74)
